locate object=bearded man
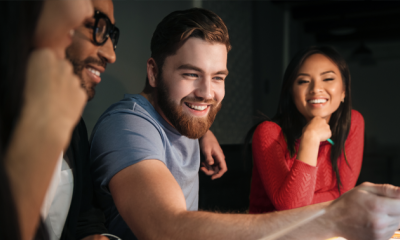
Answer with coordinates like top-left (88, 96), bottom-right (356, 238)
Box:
top-left (90, 8), bottom-right (400, 240)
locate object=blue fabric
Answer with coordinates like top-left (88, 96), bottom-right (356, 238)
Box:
top-left (90, 94), bottom-right (200, 239)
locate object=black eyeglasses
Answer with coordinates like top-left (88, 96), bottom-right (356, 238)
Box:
top-left (92, 10), bottom-right (119, 51)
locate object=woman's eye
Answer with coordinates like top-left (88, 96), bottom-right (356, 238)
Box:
top-left (324, 78), bottom-right (334, 81)
top-left (297, 80), bottom-right (309, 84)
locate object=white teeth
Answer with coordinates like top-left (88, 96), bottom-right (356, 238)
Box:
top-left (187, 103), bottom-right (207, 111)
top-left (87, 67), bottom-right (100, 77)
top-left (309, 99), bottom-right (327, 104)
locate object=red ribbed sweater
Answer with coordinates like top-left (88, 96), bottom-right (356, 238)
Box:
top-left (249, 110), bottom-right (364, 213)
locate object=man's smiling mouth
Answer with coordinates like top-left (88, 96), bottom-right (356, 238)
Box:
top-left (185, 102), bottom-right (208, 111)
top-left (87, 67), bottom-right (100, 77)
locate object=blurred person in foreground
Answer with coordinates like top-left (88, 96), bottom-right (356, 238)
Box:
top-left (90, 8), bottom-right (400, 240)
top-left (0, 1), bottom-right (92, 240)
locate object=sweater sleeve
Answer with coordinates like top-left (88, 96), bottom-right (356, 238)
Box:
top-left (339, 110), bottom-right (365, 193)
top-left (313, 190), bottom-right (338, 203)
top-left (252, 122), bottom-right (318, 210)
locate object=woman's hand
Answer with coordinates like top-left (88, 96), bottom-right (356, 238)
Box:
top-left (23, 48), bottom-right (87, 148)
top-left (297, 117), bottom-right (331, 166)
top-left (5, 48), bottom-right (87, 240)
top-left (302, 116), bottom-right (332, 142)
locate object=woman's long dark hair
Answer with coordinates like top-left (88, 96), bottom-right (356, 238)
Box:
top-left (0, 2), bottom-right (44, 239)
top-left (245, 46), bottom-right (352, 194)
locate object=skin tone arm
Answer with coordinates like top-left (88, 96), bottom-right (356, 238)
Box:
top-left (199, 130), bottom-right (227, 179)
top-left (297, 116), bottom-right (331, 166)
top-left (284, 182), bottom-right (400, 240)
top-left (5, 50), bottom-right (87, 240)
top-left (110, 159), bottom-right (400, 240)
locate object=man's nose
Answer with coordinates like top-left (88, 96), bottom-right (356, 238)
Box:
top-left (195, 77), bottom-right (213, 100)
top-left (98, 38), bottom-right (116, 64)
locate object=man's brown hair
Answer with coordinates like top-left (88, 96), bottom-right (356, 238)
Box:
top-left (144, 8), bottom-right (231, 93)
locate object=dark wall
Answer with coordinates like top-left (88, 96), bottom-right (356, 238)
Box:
top-left (203, 1), bottom-right (254, 144)
top-left (252, 1), bottom-right (284, 120)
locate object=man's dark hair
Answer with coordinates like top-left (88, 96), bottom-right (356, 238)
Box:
top-left (143, 8), bottom-right (231, 93)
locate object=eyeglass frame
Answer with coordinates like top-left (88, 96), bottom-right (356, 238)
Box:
top-left (92, 10), bottom-right (119, 51)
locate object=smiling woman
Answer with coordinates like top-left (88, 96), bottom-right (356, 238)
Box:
top-left (247, 46), bottom-right (365, 213)
top-left (292, 54), bottom-right (345, 123)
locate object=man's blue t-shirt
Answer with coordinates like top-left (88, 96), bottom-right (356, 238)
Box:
top-left (90, 94), bottom-right (200, 239)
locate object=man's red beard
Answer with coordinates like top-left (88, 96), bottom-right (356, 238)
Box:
top-left (157, 78), bottom-right (221, 139)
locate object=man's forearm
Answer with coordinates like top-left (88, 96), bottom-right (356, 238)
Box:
top-left (151, 202), bottom-right (334, 240)
top-left (113, 161), bottom-right (400, 240)
top-left (112, 161), bottom-right (340, 240)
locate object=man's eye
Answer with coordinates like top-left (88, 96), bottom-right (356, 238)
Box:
top-left (85, 23), bottom-right (94, 29)
top-left (184, 73), bottom-right (198, 78)
top-left (213, 76), bottom-right (225, 81)
top-left (84, 19), bottom-right (97, 30)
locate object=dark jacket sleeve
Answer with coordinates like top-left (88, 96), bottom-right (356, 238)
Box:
top-left (61, 118), bottom-right (108, 240)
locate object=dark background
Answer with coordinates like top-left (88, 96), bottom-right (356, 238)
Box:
top-left (83, 1), bottom-right (400, 212)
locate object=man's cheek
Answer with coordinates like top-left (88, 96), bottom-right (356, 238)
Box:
top-left (216, 88), bottom-right (225, 103)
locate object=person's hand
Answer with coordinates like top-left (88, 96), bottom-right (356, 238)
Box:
top-left (327, 182), bottom-right (400, 240)
top-left (302, 116), bottom-right (331, 142)
top-left (23, 48), bottom-right (87, 149)
top-left (81, 234), bottom-right (110, 240)
top-left (199, 130), bottom-right (227, 180)
top-left (297, 117), bottom-right (331, 166)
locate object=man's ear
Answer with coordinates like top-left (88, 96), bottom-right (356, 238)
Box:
top-left (147, 58), bottom-right (158, 88)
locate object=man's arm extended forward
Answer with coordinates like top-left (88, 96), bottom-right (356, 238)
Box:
top-left (110, 160), bottom-right (400, 240)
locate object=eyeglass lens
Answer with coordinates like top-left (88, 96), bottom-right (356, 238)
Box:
top-left (95, 18), bottom-right (108, 44)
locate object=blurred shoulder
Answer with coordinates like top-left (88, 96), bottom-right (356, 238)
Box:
top-left (254, 121), bottom-right (282, 140)
top-left (351, 109), bottom-right (364, 125)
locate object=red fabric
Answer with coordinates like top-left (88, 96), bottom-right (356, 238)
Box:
top-left (249, 110), bottom-right (364, 213)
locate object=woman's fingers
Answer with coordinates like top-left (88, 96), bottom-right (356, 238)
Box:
top-left (24, 48), bottom-right (87, 147)
top-left (303, 117), bottom-right (332, 142)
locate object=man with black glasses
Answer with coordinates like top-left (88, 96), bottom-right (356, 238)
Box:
top-left (66, 2), bottom-right (118, 102)
top-left (41, 1), bottom-right (117, 240)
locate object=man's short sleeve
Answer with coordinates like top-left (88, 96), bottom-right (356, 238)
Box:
top-left (90, 109), bottom-right (166, 194)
